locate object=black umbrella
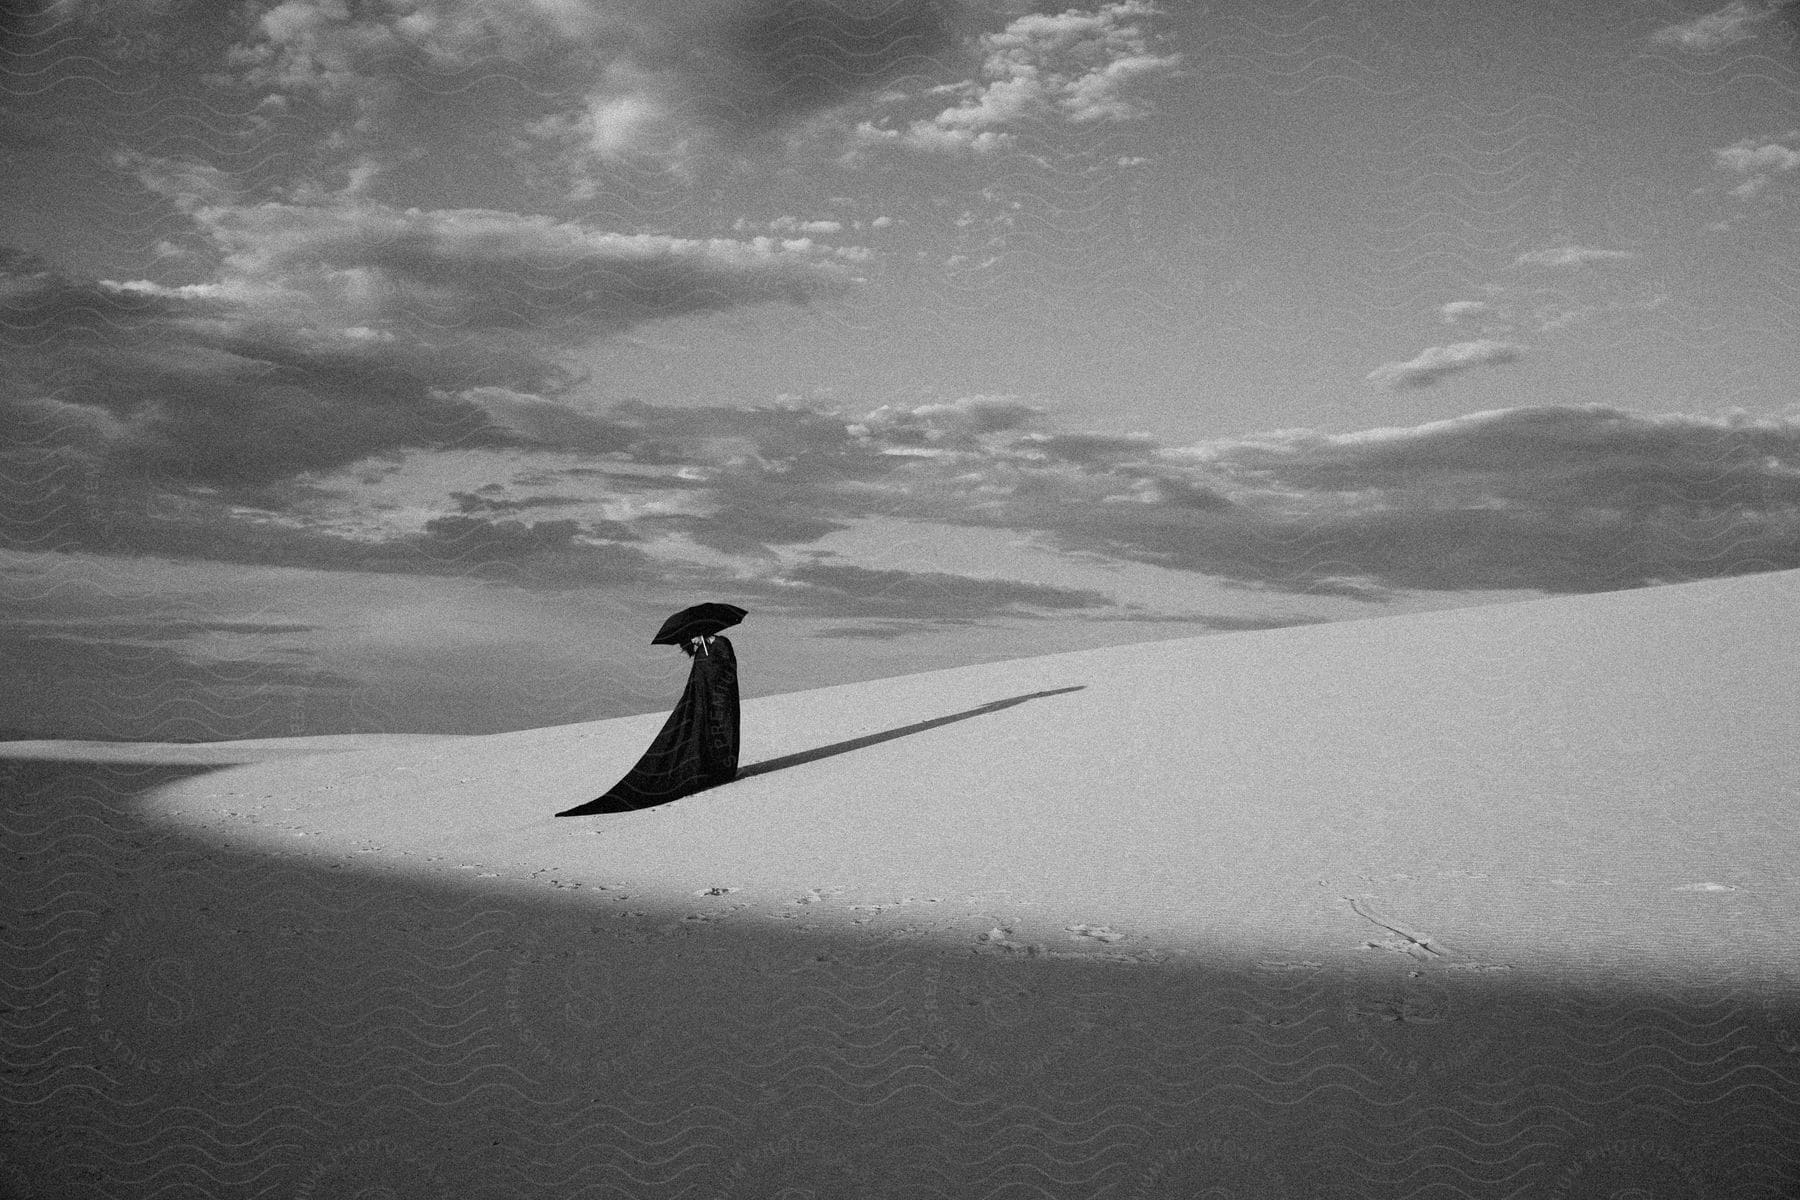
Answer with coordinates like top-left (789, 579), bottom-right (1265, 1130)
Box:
top-left (651, 602), bottom-right (748, 646)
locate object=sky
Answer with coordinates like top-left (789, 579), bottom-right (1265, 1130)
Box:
top-left (2, 0), bottom-right (1798, 741)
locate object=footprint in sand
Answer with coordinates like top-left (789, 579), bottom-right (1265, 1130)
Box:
top-left (1345, 896), bottom-right (1451, 961)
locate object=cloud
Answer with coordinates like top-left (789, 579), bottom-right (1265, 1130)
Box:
top-left (1431, 252), bottom-right (1662, 343)
top-left (1714, 137), bottom-right (1800, 173)
top-left (691, 0), bottom-right (962, 140)
top-left (415, 513), bottom-right (584, 557)
top-left (854, 1), bottom-right (1181, 156)
top-left (0, 255), bottom-right (514, 501)
top-left (1365, 339), bottom-right (1524, 390)
top-left (1650, 1), bottom-right (1793, 50)
top-left (1511, 246), bottom-right (1635, 268)
top-left (1017, 405), bottom-right (1800, 595)
top-left (0, 461), bottom-right (658, 581)
top-left (454, 387), bottom-right (637, 453)
top-left (0, 162), bottom-right (860, 514)
top-left (125, 162), bottom-right (862, 342)
top-left (228, 0), bottom-right (623, 102)
top-left (847, 395), bottom-right (1045, 446)
top-left (397, 514), bottom-right (656, 582)
top-left (768, 561), bottom-right (1113, 621)
top-left (587, 400), bottom-right (1800, 598)
top-left (767, 217), bottom-right (845, 235)
top-left (1222, 407), bottom-right (1800, 590)
top-left (1176, 613), bottom-right (1333, 632)
top-left (1712, 131), bottom-right (1800, 198)
top-left (221, 0), bottom-right (961, 182)
top-left (0, 247), bottom-right (194, 331)
top-left (450, 488), bottom-right (591, 516)
top-left (1012, 431), bottom-right (1162, 464)
top-left (12, 339), bottom-right (1800, 610)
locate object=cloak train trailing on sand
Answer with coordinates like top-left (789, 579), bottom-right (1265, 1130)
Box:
top-left (555, 603), bottom-right (746, 817)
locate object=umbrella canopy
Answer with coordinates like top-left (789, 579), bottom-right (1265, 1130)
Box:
top-left (651, 602), bottom-right (748, 646)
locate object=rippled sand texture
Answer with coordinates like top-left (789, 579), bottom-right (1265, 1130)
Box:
top-left (5, 570), bottom-right (1800, 1197)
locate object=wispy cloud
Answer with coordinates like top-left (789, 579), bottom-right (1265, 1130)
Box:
top-left (1650, 0), bottom-right (1794, 51)
top-left (1511, 246), bottom-right (1635, 268)
top-left (126, 156), bottom-right (864, 341)
top-left (1423, 246), bottom-right (1655, 351)
top-left (1365, 339), bottom-right (1524, 390)
top-left (1712, 131), bottom-right (1800, 198)
top-left (852, 1), bottom-right (1180, 156)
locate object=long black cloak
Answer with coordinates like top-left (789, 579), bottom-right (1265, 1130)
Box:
top-left (555, 635), bottom-right (739, 816)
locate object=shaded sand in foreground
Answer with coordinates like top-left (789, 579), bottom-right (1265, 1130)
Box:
top-left (4, 570), bottom-right (1799, 1196)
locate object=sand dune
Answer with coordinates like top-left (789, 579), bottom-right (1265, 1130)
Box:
top-left (135, 566), bottom-right (1800, 982)
top-left (5, 571), bottom-right (1799, 1196)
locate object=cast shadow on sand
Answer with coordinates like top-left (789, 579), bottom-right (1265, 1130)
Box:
top-left (5, 747), bottom-right (1800, 1198)
top-left (563, 686), bottom-right (1087, 815)
top-left (735, 685), bottom-right (1087, 782)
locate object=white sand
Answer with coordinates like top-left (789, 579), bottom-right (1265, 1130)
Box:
top-left (119, 566), bottom-right (1800, 986)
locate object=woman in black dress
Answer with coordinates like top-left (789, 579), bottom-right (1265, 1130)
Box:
top-left (555, 632), bottom-right (739, 815)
